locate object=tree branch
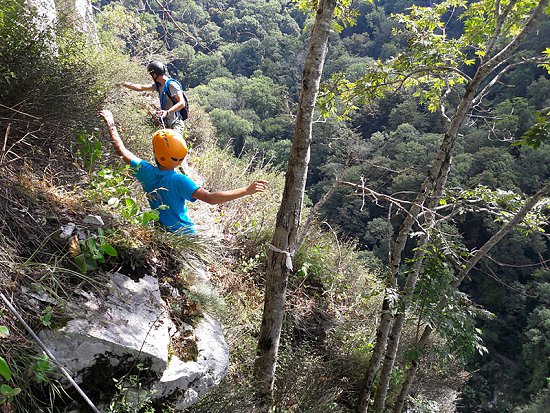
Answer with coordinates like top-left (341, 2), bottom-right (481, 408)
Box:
top-left (454, 180), bottom-right (550, 288)
top-left (294, 180), bottom-right (340, 251)
top-left (485, 0), bottom-right (519, 59)
top-left (472, 57), bottom-right (548, 108)
top-left (481, 0), bottom-right (549, 74)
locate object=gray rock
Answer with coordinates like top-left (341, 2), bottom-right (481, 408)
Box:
top-left (39, 272), bottom-right (229, 410)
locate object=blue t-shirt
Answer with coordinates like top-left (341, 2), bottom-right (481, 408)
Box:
top-left (130, 159), bottom-right (200, 233)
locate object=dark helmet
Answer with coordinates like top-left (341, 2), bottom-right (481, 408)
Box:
top-left (147, 61), bottom-right (166, 76)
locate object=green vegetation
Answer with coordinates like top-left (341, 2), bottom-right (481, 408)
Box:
top-left (0, 0), bottom-right (548, 412)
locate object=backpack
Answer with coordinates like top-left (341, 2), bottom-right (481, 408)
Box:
top-left (157, 79), bottom-right (189, 121)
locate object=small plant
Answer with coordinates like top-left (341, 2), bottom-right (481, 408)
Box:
top-left (40, 306), bottom-right (53, 327)
top-left (32, 355), bottom-right (52, 384)
top-left (72, 228), bottom-right (118, 273)
top-left (108, 364), bottom-right (156, 413)
top-left (0, 326), bottom-right (22, 406)
top-left (91, 166), bottom-right (162, 226)
top-left (75, 130), bottom-right (102, 172)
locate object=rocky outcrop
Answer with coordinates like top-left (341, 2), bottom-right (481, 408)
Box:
top-left (38, 272), bottom-right (229, 411)
top-left (25, 0), bottom-right (98, 43)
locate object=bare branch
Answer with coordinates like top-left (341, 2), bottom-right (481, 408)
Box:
top-left (0, 103), bottom-right (41, 119)
top-left (152, 0), bottom-right (203, 50)
top-left (485, 254), bottom-right (550, 269)
top-left (294, 180), bottom-right (340, 251)
top-left (338, 180), bottom-right (432, 236)
top-left (454, 180), bottom-right (550, 287)
top-left (473, 57), bottom-right (548, 108)
top-left (481, 0), bottom-right (549, 74)
top-left (485, 0), bottom-right (519, 58)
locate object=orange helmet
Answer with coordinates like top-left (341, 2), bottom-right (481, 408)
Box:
top-left (152, 129), bottom-right (188, 169)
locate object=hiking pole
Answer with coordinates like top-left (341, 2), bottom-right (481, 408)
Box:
top-left (0, 292), bottom-right (101, 413)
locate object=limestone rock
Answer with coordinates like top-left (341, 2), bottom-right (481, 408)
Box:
top-left (39, 272), bottom-right (229, 410)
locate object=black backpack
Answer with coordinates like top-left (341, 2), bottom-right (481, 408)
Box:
top-left (157, 79), bottom-right (189, 121)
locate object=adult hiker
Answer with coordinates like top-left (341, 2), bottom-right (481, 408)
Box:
top-left (98, 109), bottom-right (268, 234)
top-left (117, 61), bottom-right (187, 135)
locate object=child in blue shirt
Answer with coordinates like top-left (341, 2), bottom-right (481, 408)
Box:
top-left (99, 109), bottom-right (267, 234)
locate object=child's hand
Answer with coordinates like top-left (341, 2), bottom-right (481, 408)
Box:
top-left (99, 109), bottom-right (114, 125)
top-left (246, 180), bottom-right (268, 195)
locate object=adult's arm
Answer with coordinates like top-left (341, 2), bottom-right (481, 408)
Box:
top-left (117, 82), bottom-right (156, 92)
top-left (159, 90), bottom-right (186, 119)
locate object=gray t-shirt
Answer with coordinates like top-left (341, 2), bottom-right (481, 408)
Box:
top-left (157, 80), bottom-right (184, 127)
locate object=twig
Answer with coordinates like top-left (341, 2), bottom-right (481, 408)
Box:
top-left (0, 103), bottom-right (41, 120)
top-left (2, 123), bottom-right (10, 153)
top-left (0, 156), bottom-right (22, 169)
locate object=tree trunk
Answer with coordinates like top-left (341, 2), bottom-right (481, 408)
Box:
top-left (373, 244), bottom-right (427, 413)
top-left (253, 0), bottom-right (336, 400)
top-left (357, 78), bottom-right (479, 413)
top-left (393, 326), bottom-right (433, 413)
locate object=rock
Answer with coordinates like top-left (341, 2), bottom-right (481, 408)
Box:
top-left (153, 314), bottom-right (229, 409)
top-left (83, 215), bottom-right (105, 226)
top-left (59, 222), bottom-right (76, 239)
top-left (38, 272), bottom-right (229, 410)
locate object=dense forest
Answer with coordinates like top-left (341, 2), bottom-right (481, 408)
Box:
top-left (0, 0), bottom-right (549, 412)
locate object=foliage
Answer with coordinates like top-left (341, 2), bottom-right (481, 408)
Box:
top-left (0, 0), bottom-right (548, 411)
top-left (512, 108), bottom-right (550, 149)
top-left (0, 339), bottom-right (67, 413)
top-left (441, 185), bottom-right (550, 233)
top-left (0, 326), bottom-right (21, 406)
top-left (75, 130), bottom-right (103, 172)
top-left (514, 387), bottom-right (550, 413)
top-left (88, 165), bottom-right (162, 227)
top-left (96, 2), bottom-right (161, 57)
top-left (193, 146), bottom-right (285, 241)
top-left (71, 228), bottom-right (118, 274)
top-left (107, 364), bottom-right (156, 413)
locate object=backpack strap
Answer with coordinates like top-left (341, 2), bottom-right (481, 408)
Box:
top-left (165, 79), bottom-right (185, 104)
top-left (165, 79), bottom-right (188, 119)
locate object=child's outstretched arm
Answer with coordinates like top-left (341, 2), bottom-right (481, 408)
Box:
top-left (98, 110), bottom-right (137, 165)
top-left (192, 180), bottom-right (268, 205)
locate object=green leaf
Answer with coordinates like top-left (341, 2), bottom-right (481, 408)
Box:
top-left (100, 244), bottom-right (118, 257)
top-left (74, 254), bottom-right (88, 273)
top-left (34, 355), bottom-right (50, 372)
top-left (0, 326), bottom-right (8, 338)
top-left (85, 257), bottom-right (98, 270)
top-left (40, 306), bottom-right (52, 327)
top-left (87, 238), bottom-right (99, 255)
top-left (0, 384), bottom-right (21, 397)
top-left (0, 357), bottom-right (11, 381)
top-left (98, 227), bottom-right (105, 244)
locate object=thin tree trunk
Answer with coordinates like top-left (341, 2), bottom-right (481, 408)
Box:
top-left (356, 294), bottom-right (396, 412)
top-left (253, 0), bottom-right (336, 400)
top-left (357, 75), bottom-right (479, 413)
top-left (393, 326), bottom-right (433, 413)
top-left (373, 244), bottom-right (428, 413)
top-left (392, 180), bottom-right (550, 413)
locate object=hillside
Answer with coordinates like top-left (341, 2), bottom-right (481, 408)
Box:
top-left (1, 1), bottom-right (550, 413)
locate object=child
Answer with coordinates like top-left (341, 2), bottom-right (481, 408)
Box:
top-left (99, 109), bottom-right (267, 234)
